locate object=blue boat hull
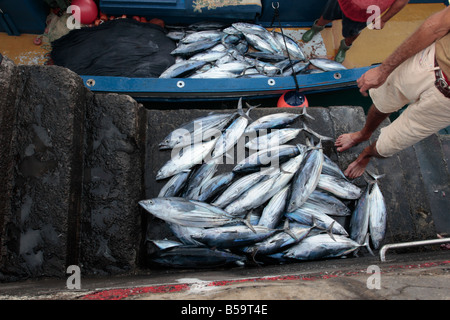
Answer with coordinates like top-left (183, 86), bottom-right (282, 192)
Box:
top-left (81, 66), bottom-right (374, 101)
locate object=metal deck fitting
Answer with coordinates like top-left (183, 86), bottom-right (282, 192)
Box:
top-left (380, 238), bottom-right (450, 262)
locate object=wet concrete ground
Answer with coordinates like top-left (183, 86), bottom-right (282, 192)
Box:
top-left (0, 249), bottom-right (448, 301)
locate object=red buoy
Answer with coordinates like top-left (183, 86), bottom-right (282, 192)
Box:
top-left (277, 90), bottom-right (308, 108)
top-left (71, 0), bottom-right (98, 25)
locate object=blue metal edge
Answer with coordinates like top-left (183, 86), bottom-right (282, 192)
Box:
top-left (80, 65), bottom-right (376, 102)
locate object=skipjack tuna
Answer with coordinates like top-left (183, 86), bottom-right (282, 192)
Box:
top-left (160, 22), bottom-right (346, 79)
top-left (141, 98), bottom-right (387, 268)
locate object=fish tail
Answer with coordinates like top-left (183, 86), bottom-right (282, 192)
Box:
top-left (242, 213), bottom-right (256, 233)
top-left (283, 219), bottom-right (298, 241)
top-left (363, 233), bottom-right (374, 256)
top-left (245, 102), bottom-right (260, 121)
top-left (237, 97), bottom-right (253, 121)
top-left (302, 123), bottom-right (333, 142)
top-left (301, 104), bottom-right (315, 120)
top-left (365, 170), bottom-right (385, 182)
top-left (326, 221), bottom-right (336, 242)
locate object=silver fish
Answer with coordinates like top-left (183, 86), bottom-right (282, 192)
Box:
top-left (232, 144), bottom-right (302, 173)
top-left (158, 171), bottom-right (191, 197)
top-left (257, 185), bottom-right (290, 229)
top-left (167, 223), bottom-right (205, 246)
top-left (159, 60), bottom-right (207, 78)
top-left (191, 225), bottom-right (278, 249)
top-left (183, 161), bottom-right (218, 199)
top-left (166, 30), bottom-right (187, 41)
top-left (306, 190), bottom-right (351, 217)
top-left (246, 57), bottom-right (282, 76)
top-left (285, 206), bottom-right (348, 236)
top-left (232, 23), bottom-right (283, 54)
top-left (210, 98), bottom-right (253, 160)
top-left (310, 58), bottom-right (347, 71)
top-left (368, 181), bottom-right (387, 249)
top-left (159, 111), bottom-right (234, 150)
top-left (322, 154), bottom-right (348, 180)
top-left (224, 168), bottom-right (281, 216)
top-left (148, 239), bottom-right (183, 250)
top-left (281, 61), bottom-right (310, 76)
top-left (244, 222), bottom-right (314, 256)
top-left (156, 139), bottom-right (217, 180)
top-left (211, 169), bottom-right (272, 208)
top-left (197, 171), bottom-right (235, 202)
top-left (139, 197), bottom-right (239, 228)
top-left (245, 128), bottom-right (302, 150)
top-left (189, 50), bottom-right (228, 63)
top-left (242, 32), bottom-right (283, 55)
top-left (349, 185), bottom-right (371, 244)
top-left (226, 154), bottom-right (303, 217)
top-left (244, 112), bottom-right (300, 133)
top-left (171, 40), bottom-right (220, 57)
top-left (317, 174), bottom-right (363, 200)
top-left (246, 51), bottom-right (287, 62)
top-left (283, 234), bottom-right (372, 261)
top-left (272, 31), bottom-right (306, 61)
top-left (223, 26), bottom-right (243, 36)
top-left (287, 141), bottom-right (324, 213)
top-left (231, 22), bottom-right (269, 35)
top-left (180, 30), bottom-right (224, 44)
top-left (213, 61), bottom-right (252, 74)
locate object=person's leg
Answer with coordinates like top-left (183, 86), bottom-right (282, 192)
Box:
top-left (343, 141), bottom-right (382, 179)
top-left (337, 43), bottom-right (448, 179)
top-left (316, 16), bottom-right (333, 27)
top-left (336, 43), bottom-right (437, 153)
top-left (302, 0), bottom-right (341, 42)
top-left (345, 83), bottom-right (450, 179)
top-left (335, 104), bottom-right (390, 152)
top-left (335, 17), bottom-right (367, 63)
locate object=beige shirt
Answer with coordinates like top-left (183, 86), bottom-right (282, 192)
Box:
top-left (436, 32), bottom-right (450, 78)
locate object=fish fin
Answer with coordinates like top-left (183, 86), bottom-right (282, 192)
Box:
top-left (243, 213), bottom-right (256, 233)
top-left (250, 247), bottom-right (264, 267)
top-left (283, 219), bottom-right (298, 241)
top-left (302, 123), bottom-right (333, 142)
top-left (326, 221), bottom-right (336, 241)
top-left (310, 216), bottom-right (318, 229)
top-left (366, 170), bottom-right (385, 181)
top-left (363, 233), bottom-right (375, 256)
top-left (245, 102), bottom-right (260, 120)
top-left (236, 97), bottom-right (253, 121)
top-left (301, 105), bottom-right (315, 120)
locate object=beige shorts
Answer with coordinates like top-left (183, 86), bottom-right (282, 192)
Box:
top-left (369, 43), bottom-right (450, 157)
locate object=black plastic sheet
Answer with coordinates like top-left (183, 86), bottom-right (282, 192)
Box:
top-left (51, 18), bottom-right (176, 78)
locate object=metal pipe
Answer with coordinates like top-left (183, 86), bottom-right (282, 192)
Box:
top-left (380, 238), bottom-right (450, 262)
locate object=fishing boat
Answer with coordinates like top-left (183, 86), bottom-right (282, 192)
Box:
top-left (0, 0), bottom-right (448, 102)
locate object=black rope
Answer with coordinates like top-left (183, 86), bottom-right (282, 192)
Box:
top-left (270, 2), bottom-right (300, 92)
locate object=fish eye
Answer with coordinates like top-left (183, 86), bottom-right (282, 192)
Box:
top-left (149, 200), bottom-right (154, 205)
top-left (165, 140), bottom-right (169, 143)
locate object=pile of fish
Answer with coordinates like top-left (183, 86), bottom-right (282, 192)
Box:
top-left (140, 99), bottom-right (387, 268)
top-left (159, 21), bottom-right (347, 79)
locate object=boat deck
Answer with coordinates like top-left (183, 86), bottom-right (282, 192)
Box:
top-left (0, 3), bottom-right (446, 69)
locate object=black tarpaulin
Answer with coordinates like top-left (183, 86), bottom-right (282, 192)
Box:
top-left (51, 19), bottom-right (176, 78)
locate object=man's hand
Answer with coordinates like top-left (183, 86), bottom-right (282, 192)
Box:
top-left (357, 66), bottom-right (389, 96)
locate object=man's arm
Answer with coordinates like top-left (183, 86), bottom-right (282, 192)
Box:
top-left (380, 0), bottom-right (410, 28)
top-left (358, 5), bottom-right (450, 95)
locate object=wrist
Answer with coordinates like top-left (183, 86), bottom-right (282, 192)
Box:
top-left (378, 63), bottom-right (393, 78)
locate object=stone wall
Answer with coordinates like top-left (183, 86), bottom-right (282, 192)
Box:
top-left (0, 56), bottom-right (146, 281)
